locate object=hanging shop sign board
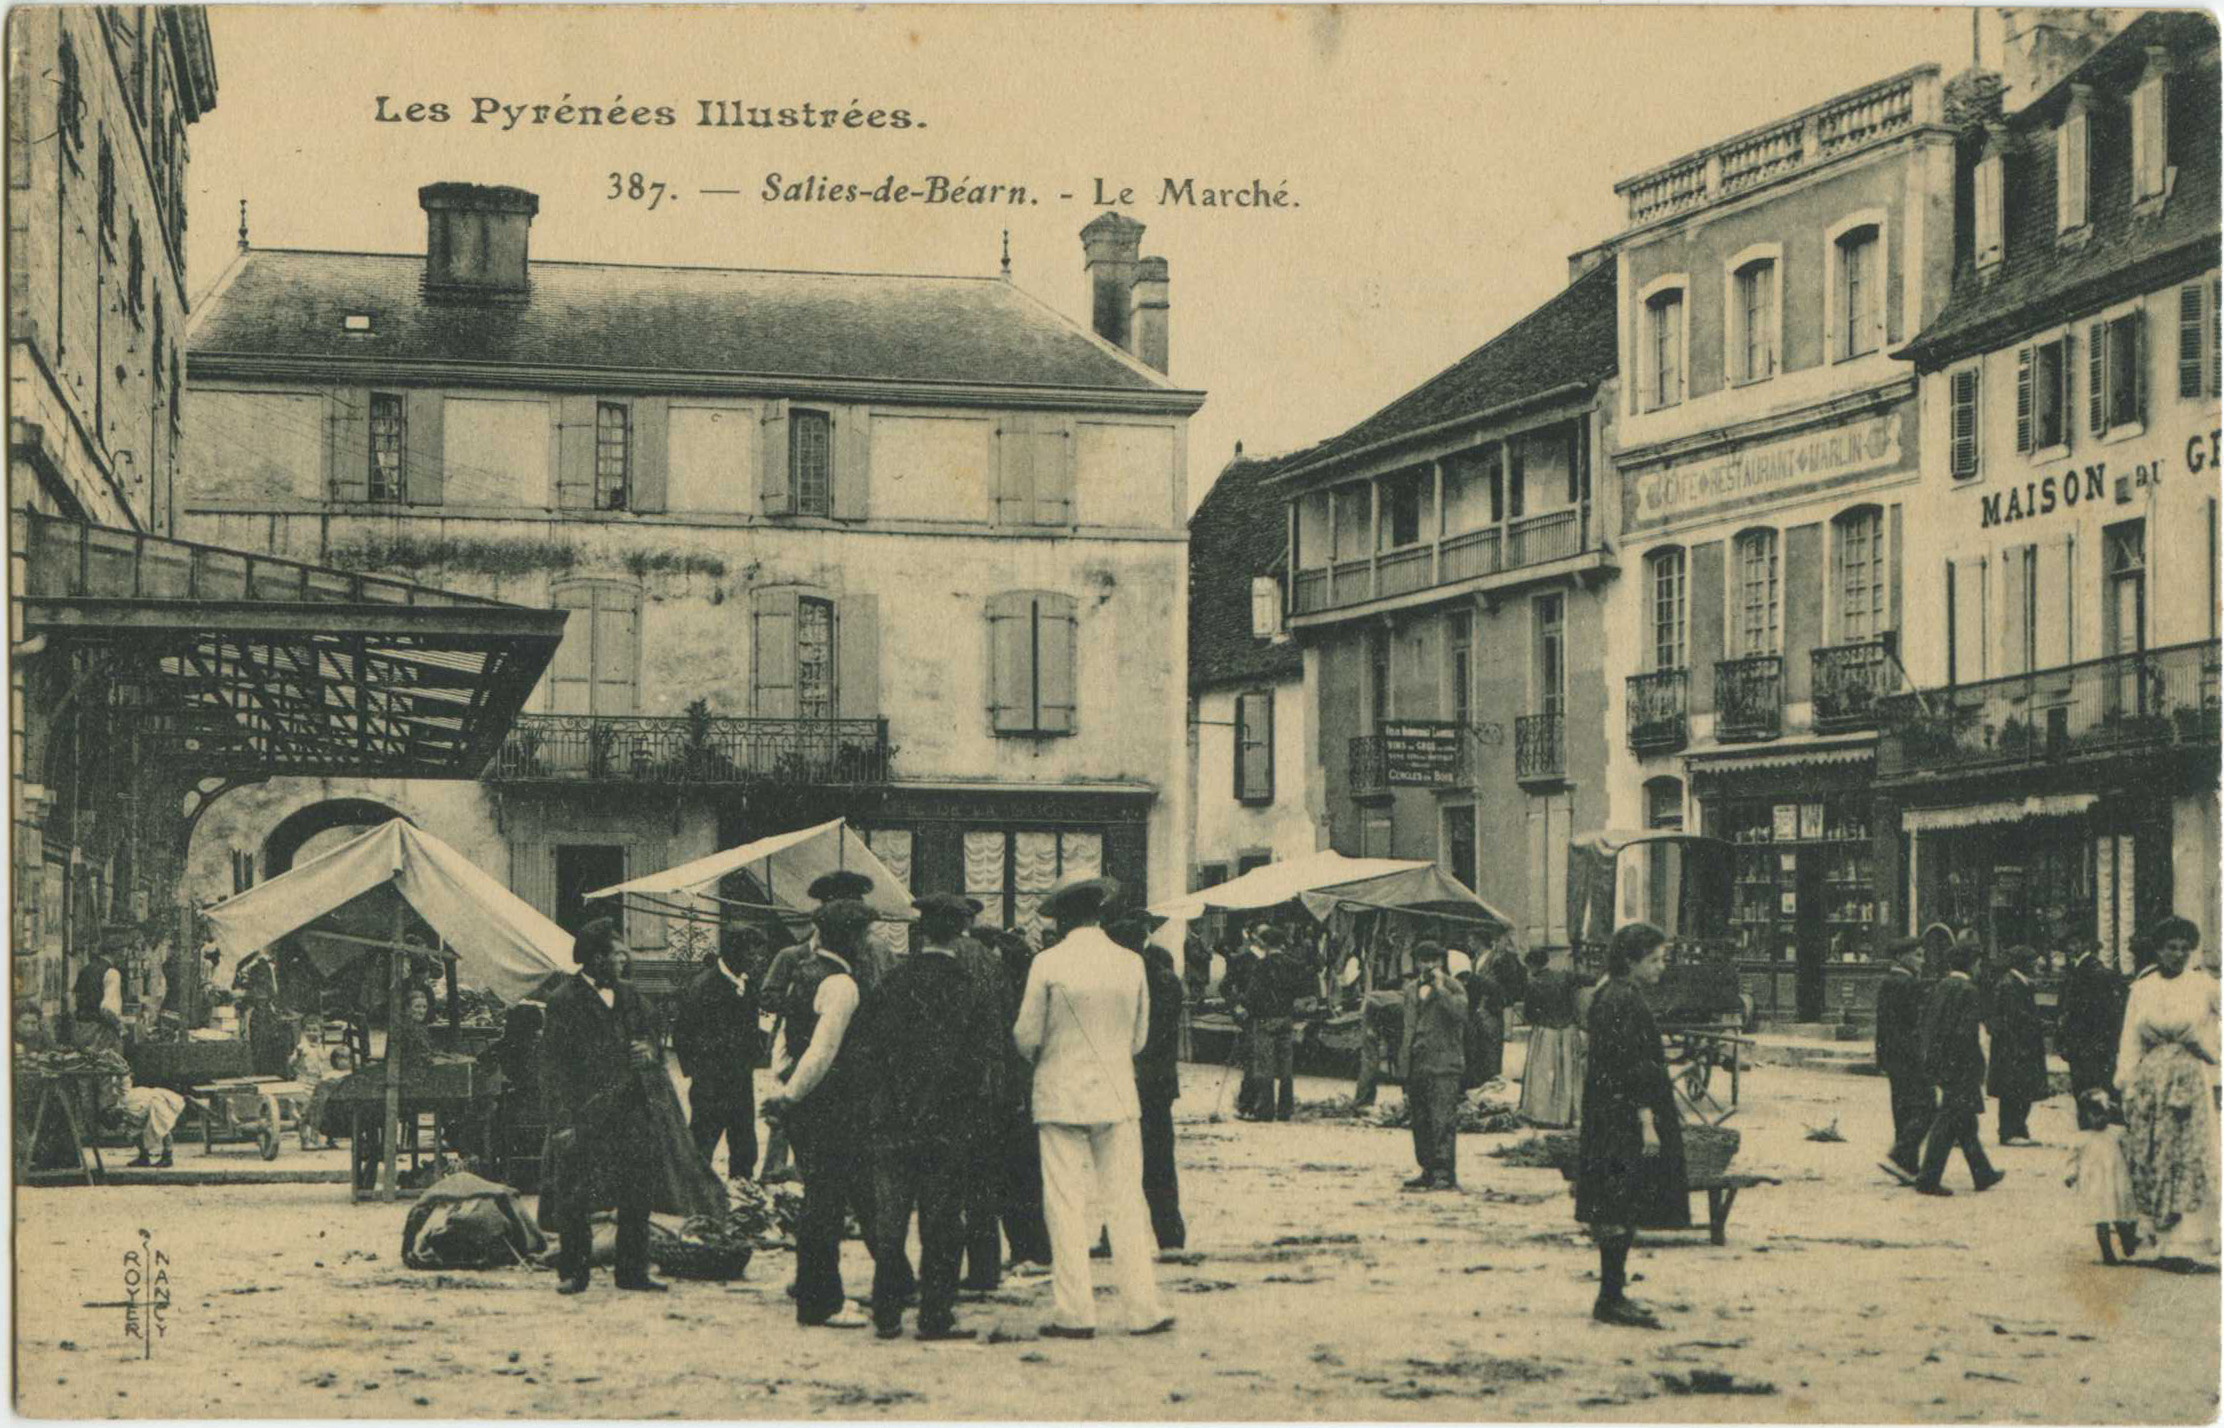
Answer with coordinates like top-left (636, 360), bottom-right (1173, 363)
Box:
top-left (1379, 721), bottom-right (1466, 786)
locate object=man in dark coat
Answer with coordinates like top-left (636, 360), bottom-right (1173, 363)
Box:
top-left (2057, 938), bottom-right (2125, 1102)
top-left (950, 903), bottom-right (1013, 1292)
top-left (984, 926), bottom-right (1054, 1276)
top-left (1222, 933), bottom-right (1265, 1118)
top-left (1873, 936), bottom-right (1934, 1181)
top-left (670, 925), bottom-right (766, 1178)
top-left (1986, 945), bottom-right (2049, 1146)
top-left (763, 899), bottom-right (878, 1328)
top-left (1466, 940), bottom-right (1528, 1087)
top-left (1237, 926), bottom-right (1311, 1122)
top-left (1399, 941), bottom-right (1468, 1192)
top-left (541, 918), bottom-right (667, 1295)
top-left (1911, 938), bottom-right (2005, 1196)
top-left (1111, 907), bottom-right (1187, 1251)
top-left (851, 893), bottom-right (1005, 1341)
top-left (1574, 922), bottom-right (1687, 1330)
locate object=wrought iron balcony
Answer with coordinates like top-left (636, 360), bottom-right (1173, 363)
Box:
top-left (484, 713), bottom-right (892, 786)
top-left (1515, 711), bottom-right (1567, 784)
top-left (1715, 654), bottom-right (1783, 742)
top-left (1812, 639), bottom-right (1896, 732)
top-left (1626, 668), bottom-right (1690, 753)
top-left (1349, 723), bottom-right (1470, 799)
top-left (1879, 641), bottom-right (2221, 783)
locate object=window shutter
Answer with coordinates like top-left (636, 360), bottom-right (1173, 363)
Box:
top-left (1508, 440), bottom-right (1526, 520)
top-left (2210, 278), bottom-right (2221, 398)
top-left (2037, 535), bottom-right (2073, 670)
top-left (1887, 502), bottom-right (1904, 634)
top-left (986, 591), bottom-right (1033, 733)
top-left (750, 587), bottom-right (800, 718)
top-left (509, 841), bottom-right (556, 919)
top-left (831, 406), bottom-right (870, 520)
top-left (592, 589), bottom-right (639, 715)
top-left (548, 583), bottom-right (595, 714)
top-left (835, 592), bottom-right (880, 719)
top-left (1950, 555), bottom-right (1988, 686)
top-left (994, 417), bottom-right (1038, 526)
top-left (2181, 284), bottom-right (2206, 400)
top-left (1233, 694), bottom-right (1252, 801)
top-left (2057, 332), bottom-right (2075, 451)
top-left (2088, 322), bottom-right (2108, 435)
top-left (1237, 691), bottom-right (1275, 802)
top-left (1950, 368), bottom-right (1980, 478)
top-left (328, 389), bottom-right (370, 502)
top-left (2014, 348), bottom-right (2033, 454)
top-left (556, 393), bottom-right (597, 509)
top-left (2000, 543), bottom-right (2030, 677)
top-left (1031, 417), bottom-right (1073, 526)
top-left (2117, 311), bottom-right (2146, 426)
top-left (758, 400), bottom-right (792, 515)
top-left (629, 395), bottom-right (669, 513)
top-left (403, 390), bottom-right (444, 505)
top-left (1037, 593), bottom-right (1078, 735)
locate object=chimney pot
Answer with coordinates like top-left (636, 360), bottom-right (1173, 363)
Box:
top-left (1128, 255), bottom-right (1170, 374)
top-left (1998, 8), bottom-right (2117, 113)
top-left (1080, 211), bottom-right (1146, 348)
top-left (420, 182), bottom-right (539, 300)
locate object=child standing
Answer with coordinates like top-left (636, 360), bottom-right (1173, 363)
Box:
top-left (290, 1017), bottom-right (342, 1151)
top-left (2064, 1088), bottom-right (2139, 1265)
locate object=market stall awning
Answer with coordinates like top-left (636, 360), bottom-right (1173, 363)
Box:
top-left (589, 817), bottom-right (914, 921)
top-left (18, 511), bottom-right (566, 778)
top-left (201, 819), bottom-right (571, 1000)
top-left (1151, 849), bottom-right (1512, 928)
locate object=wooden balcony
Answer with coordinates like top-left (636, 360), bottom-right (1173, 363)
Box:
top-left (1291, 505), bottom-right (1602, 619)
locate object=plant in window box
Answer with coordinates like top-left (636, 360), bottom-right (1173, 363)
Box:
top-left (586, 721), bottom-right (618, 779)
top-left (505, 725), bottom-right (546, 779)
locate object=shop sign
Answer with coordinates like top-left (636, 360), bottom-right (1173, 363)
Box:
top-left (1626, 413), bottom-right (1902, 532)
top-left (1981, 428), bottom-right (2223, 530)
top-left (1379, 720), bottom-right (1465, 786)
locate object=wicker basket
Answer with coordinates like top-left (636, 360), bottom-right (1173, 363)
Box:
top-left (1536, 1125), bottom-right (1741, 1182)
top-left (651, 1238), bottom-right (753, 1281)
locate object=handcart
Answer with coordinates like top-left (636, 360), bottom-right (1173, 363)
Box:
top-left (192, 1076), bottom-right (310, 1160)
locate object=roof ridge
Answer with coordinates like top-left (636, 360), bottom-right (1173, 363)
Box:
top-left (239, 247), bottom-right (1010, 284)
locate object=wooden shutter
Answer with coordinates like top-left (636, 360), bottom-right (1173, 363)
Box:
top-left (986, 591), bottom-right (1033, 733)
top-left (2119, 311), bottom-right (2146, 426)
top-left (2037, 536), bottom-right (2073, 670)
top-left (592, 588), bottom-right (639, 715)
top-left (758, 400), bottom-right (791, 515)
top-left (403, 390), bottom-right (445, 506)
top-left (1037, 593), bottom-right (1078, 734)
top-left (328, 389), bottom-right (370, 502)
top-left (2180, 284), bottom-right (2206, 399)
top-left (1237, 690), bottom-right (1274, 802)
top-left (555, 393), bottom-right (597, 509)
top-left (831, 407), bottom-right (870, 520)
top-left (994, 417), bottom-right (1037, 526)
top-left (2015, 346), bottom-right (2034, 453)
top-left (1950, 555), bottom-right (1988, 686)
top-left (2056, 332), bottom-right (2075, 450)
top-left (750, 587), bottom-right (799, 718)
top-left (2000, 544), bottom-right (2031, 677)
top-left (2088, 322), bottom-right (2108, 435)
top-left (2059, 119), bottom-right (2086, 231)
top-left (2211, 277), bottom-right (2221, 398)
top-left (1950, 368), bottom-right (1980, 478)
top-left (1031, 417), bottom-right (1073, 526)
top-left (509, 841), bottom-right (556, 918)
top-left (1689, 540), bottom-right (1724, 713)
top-left (835, 592), bottom-right (880, 718)
top-left (548, 583), bottom-right (595, 713)
top-left (629, 395), bottom-right (669, 513)
top-left (1886, 503), bottom-right (1904, 635)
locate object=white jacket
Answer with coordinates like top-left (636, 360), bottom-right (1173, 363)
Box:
top-left (1014, 925), bottom-right (1149, 1126)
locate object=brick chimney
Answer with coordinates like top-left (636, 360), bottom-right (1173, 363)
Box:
top-left (1128, 257), bottom-right (1169, 374)
top-left (1080, 212), bottom-right (1146, 349)
top-left (419, 182), bottom-right (538, 300)
top-left (1999, 9), bottom-right (2117, 113)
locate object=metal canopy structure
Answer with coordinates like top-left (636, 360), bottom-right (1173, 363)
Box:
top-left (19, 511), bottom-right (566, 778)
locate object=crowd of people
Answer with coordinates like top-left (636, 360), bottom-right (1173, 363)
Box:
top-left (1873, 919), bottom-right (2221, 1272)
top-left (543, 869), bottom-right (1185, 1343)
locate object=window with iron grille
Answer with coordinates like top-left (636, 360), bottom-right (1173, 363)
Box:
top-left (1734, 529), bottom-right (1780, 656)
top-left (594, 401), bottom-right (631, 510)
top-left (1648, 547), bottom-right (1686, 671)
top-left (1834, 507), bottom-right (1885, 642)
top-left (790, 409), bottom-right (833, 516)
top-left (367, 393), bottom-right (406, 503)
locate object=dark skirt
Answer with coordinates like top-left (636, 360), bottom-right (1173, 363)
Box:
top-left (1573, 1104), bottom-right (1690, 1229)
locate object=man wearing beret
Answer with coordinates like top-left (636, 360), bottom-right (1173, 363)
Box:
top-left (1014, 876), bottom-right (1174, 1339)
top-left (540, 918), bottom-right (666, 1295)
top-left (1109, 906), bottom-right (1187, 1252)
top-left (764, 898), bottom-right (879, 1327)
top-left (850, 892), bottom-right (1006, 1340)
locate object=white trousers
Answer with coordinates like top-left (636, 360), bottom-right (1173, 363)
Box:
top-left (1037, 1119), bottom-right (1167, 1332)
top-left (125, 1086), bottom-right (184, 1155)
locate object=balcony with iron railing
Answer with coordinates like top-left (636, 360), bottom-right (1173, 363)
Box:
top-left (484, 712), bottom-right (893, 786)
top-left (1626, 668), bottom-right (1690, 753)
top-left (1812, 638), bottom-right (1897, 732)
top-left (1515, 711), bottom-right (1566, 784)
top-left (1878, 642), bottom-right (2221, 784)
top-left (1715, 655), bottom-right (1784, 742)
top-left (1613, 67), bottom-right (1939, 230)
top-left (1290, 504), bottom-right (1601, 618)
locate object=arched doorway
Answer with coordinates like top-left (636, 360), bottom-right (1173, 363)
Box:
top-left (261, 799), bottom-right (410, 879)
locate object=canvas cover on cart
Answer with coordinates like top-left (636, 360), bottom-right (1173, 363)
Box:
top-left (202, 819), bottom-right (571, 1001)
top-left (586, 817), bottom-right (913, 919)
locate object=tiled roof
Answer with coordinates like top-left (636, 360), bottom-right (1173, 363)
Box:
top-left (1277, 260), bottom-right (1618, 483)
top-left (1189, 447), bottom-right (1309, 692)
top-left (188, 250), bottom-right (1187, 395)
top-left (1900, 11), bottom-right (2221, 370)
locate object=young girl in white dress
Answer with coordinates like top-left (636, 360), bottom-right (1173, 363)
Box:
top-left (2063, 1087), bottom-right (2138, 1265)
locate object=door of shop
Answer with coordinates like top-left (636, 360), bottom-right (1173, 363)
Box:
top-left (1795, 854), bottom-right (1827, 1021)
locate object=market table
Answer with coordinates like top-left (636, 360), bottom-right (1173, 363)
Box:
top-left (323, 1060), bottom-right (499, 1202)
top-left (14, 1071), bottom-right (106, 1184)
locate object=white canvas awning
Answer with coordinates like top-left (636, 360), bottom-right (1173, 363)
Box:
top-left (202, 819), bottom-right (571, 1001)
top-left (1151, 849), bottom-right (1511, 927)
top-left (588, 818), bottom-right (913, 920)
top-left (1901, 793), bottom-right (2099, 834)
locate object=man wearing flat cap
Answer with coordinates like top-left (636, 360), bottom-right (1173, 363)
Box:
top-left (1014, 876), bottom-right (1174, 1338)
top-left (848, 892), bottom-right (1006, 1340)
top-left (540, 918), bottom-right (665, 1295)
top-left (1109, 906), bottom-right (1187, 1252)
top-left (764, 898), bottom-right (880, 1327)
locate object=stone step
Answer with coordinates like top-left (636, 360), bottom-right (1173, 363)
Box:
top-left (1776, 1019), bottom-right (1869, 1042)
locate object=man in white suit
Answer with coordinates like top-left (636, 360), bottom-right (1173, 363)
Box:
top-left (1014, 876), bottom-right (1175, 1340)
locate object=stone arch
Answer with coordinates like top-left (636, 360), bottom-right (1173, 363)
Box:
top-left (262, 797), bottom-right (413, 878)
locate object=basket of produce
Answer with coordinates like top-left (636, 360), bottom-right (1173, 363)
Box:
top-left (15, 1047), bottom-right (131, 1081)
top-left (1529, 1125), bottom-right (1740, 1181)
top-left (650, 1179), bottom-right (780, 1280)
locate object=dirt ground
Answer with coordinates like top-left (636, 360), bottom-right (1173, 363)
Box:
top-left (14, 1056), bottom-right (2220, 1422)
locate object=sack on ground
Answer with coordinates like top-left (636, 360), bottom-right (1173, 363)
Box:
top-left (401, 1171), bottom-right (548, 1270)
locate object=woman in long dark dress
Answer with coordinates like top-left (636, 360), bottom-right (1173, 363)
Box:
top-left (1573, 922), bottom-right (1687, 1329)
